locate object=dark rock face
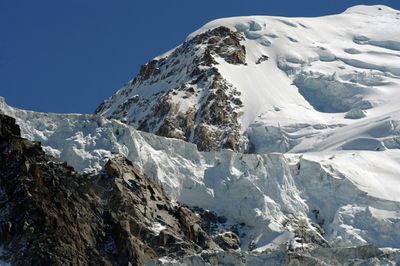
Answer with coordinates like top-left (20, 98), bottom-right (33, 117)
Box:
top-left (255, 54), bottom-right (269, 64)
top-left (282, 214), bottom-right (330, 251)
top-left (0, 115), bottom-right (101, 265)
top-left (0, 114), bottom-right (219, 265)
top-left (101, 156), bottom-right (220, 258)
top-left (213, 232), bottom-right (240, 251)
top-left (95, 26), bottom-right (246, 152)
top-left (188, 26), bottom-right (246, 65)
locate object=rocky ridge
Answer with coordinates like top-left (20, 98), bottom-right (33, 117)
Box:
top-left (96, 5), bottom-right (400, 154)
top-left (0, 114), bottom-right (220, 265)
top-left (2, 4), bottom-right (400, 265)
top-left (96, 26), bottom-right (247, 151)
top-left (2, 112), bottom-right (399, 265)
top-left (3, 97), bottom-right (400, 256)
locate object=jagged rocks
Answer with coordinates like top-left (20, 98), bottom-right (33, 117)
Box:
top-left (0, 114), bottom-right (221, 265)
top-left (0, 115), bottom-right (107, 265)
top-left (213, 232), bottom-right (240, 251)
top-left (139, 60), bottom-right (161, 81)
top-left (95, 26), bottom-right (246, 152)
top-left (255, 54), bottom-right (269, 64)
top-left (0, 114), bottom-right (20, 137)
top-left (282, 215), bottom-right (330, 251)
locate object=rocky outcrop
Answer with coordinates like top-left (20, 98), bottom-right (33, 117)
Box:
top-left (95, 26), bottom-right (246, 152)
top-left (0, 114), bottom-right (104, 265)
top-left (101, 156), bottom-right (220, 258)
top-left (282, 214), bottom-right (329, 251)
top-left (213, 232), bottom-right (240, 251)
top-left (0, 114), bottom-right (220, 265)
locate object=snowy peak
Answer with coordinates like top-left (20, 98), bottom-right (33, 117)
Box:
top-left (2, 95), bottom-right (400, 257)
top-left (96, 5), bottom-right (400, 154)
top-left (96, 26), bottom-right (248, 151)
top-left (0, 114), bottom-right (221, 264)
top-left (2, 5), bottom-right (400, 264)
top-left (343, 5), bottom-right (399, 16)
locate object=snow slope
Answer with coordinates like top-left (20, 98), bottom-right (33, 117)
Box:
top-left (97, 5), bottom-right (400, 154)
top-left (193, 4), bottom-right (400, 123)
top-left (2, 95), bottom-right (400, 251)
top-left (2, 4), bottom-right (400, 255)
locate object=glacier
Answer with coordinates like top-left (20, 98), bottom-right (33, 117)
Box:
top-left (2, 95), bottom-right (400, 252)
top-left (97, 5), bottom-right (400, 156)
top-left (1, 4), bottom-right (400, 263)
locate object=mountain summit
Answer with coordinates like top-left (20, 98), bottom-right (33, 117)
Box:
top-left (96, 5), bottom-right (400, 153)
top-left (1, 5), bottom-right (400, 265)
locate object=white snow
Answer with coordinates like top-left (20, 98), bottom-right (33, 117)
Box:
top-left (301, 151), bottom-right (400, 202)
top-left (187, 5), bottom-right (400, 154)
top-left (150, 222), bottom-right (167, 235)
top-left (1, 4), bottom-right (400, 252)
top-left (253, 231), bottom-right (295, 252)
top-left (2, 94), bottom-right (400, 250)
top-left (97, 5), bottom-right (400, 156)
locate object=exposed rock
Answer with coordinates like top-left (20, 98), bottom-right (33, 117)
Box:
top-left (213, 232), bottom-right (240, 251)
top-left (0, 114), bottom-right (108, 265)
top-left (0, 114), bottom-right (220, 265)
top-left (95, 27), bottom-right (246, 152)
top-left (255, 54), bottom-right (269, 64)
top-left (282, 215), bottom-right (330, 250)
top-left (139, 60), bottom-right (161, 81)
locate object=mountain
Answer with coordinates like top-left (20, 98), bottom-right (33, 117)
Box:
top-left (95, 5), bottom-right (400, 154)
top-left (0, 119), bottom-right (396, 265)
top-left (1, 4), bottom-right (400, 265)
top-left (0, 114), bottom-right (223, 265)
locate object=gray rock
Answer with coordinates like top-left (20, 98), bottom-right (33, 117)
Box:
top-left (213, 232), bottom-right (241, 251)
top-left (0, 114), bottom-right (221, 265)
top-left (95, 27), bottom-right (247, 152)
top-left (345, 108), bottom-right (366, 119)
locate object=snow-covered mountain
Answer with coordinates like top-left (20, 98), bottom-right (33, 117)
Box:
top-left (0, 114), bottom-right (221, 265)
top-left (2, 91), bottom-right (400, 263)
top-left (1, 4), bottom-right (400, 265)
top-left (96, 5), bottom-right (400, 154)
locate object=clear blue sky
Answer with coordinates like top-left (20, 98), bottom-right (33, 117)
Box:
top-left (1, 0), bottom-right (399, 114)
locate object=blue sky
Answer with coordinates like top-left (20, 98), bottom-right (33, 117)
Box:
top-left (1, 0), bottom-right (399, 114)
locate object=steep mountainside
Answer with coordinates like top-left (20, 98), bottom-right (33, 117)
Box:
top-left (0, 114), bottom-right (221, 265)
top-left (96, 26), bottom-right (247, 151)
top-left (1, 4), bottom-right (400, 265)
top-left (2, 95), bottom-right (400, 258)
top-left (96, 5), bottom-right (400, 153)
top-left (2, 113), bottom-right (399, 264)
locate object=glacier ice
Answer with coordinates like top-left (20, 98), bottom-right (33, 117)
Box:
top-left (2, 4), bottom-right (400, 256)
top-left (2, 97), bottom-right (400, 251)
